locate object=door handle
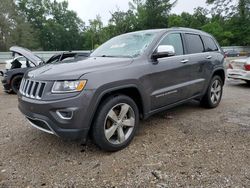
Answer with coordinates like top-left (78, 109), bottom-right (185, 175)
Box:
top-left (206, 55), bottom-right (212, 59)
top-left (181, 59), bottom-right (189, 64)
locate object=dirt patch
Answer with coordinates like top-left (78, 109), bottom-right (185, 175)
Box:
top-left (0, 79), bottom-right (250, 187)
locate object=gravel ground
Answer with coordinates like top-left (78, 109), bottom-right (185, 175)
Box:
top-left (0, 64), bottom-right (250, 187)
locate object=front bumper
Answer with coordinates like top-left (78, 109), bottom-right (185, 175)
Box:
top-left (18, 91), bottom-right (95, 141)
top-left (227, 69), bottom-right (250, 81)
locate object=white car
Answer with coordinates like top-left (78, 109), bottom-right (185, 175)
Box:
top-left (227, 57), bottom-right (250, 85)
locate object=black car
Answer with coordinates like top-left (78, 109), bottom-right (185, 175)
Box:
top-left (18, 28), bottom-right (225, 151)
top-left (224, 49), bottom-right (240, 57)
top-left (1, 46), bottom-right (90, 93)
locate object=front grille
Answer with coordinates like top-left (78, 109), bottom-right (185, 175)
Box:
top-left (19, 79), bottom-right (46, 99)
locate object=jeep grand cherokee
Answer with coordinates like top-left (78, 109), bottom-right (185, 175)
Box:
top-left (18, 28), bottom-right (225, 151)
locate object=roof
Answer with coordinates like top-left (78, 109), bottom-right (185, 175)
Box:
top-left (122, 27), bottom-right (212, 37)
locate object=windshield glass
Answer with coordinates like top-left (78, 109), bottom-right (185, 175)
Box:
top-left (91, 31), bottom-right (158, 58)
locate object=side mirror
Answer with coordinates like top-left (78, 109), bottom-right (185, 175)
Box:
top-left (152, 45), bottom-right (175, 60)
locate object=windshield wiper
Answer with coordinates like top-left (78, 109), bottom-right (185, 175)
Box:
top-left (99, 55), bottom-right (133, 58)
top-left (100, 55), bottom-right (117, 57)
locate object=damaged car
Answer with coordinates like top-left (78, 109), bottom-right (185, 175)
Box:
top-left (227, 57), bottom-right (250, 85)
top-left (0, 46), bottom-right (90, 94)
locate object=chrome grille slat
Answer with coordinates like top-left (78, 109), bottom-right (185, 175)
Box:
top-left (35, 82), bottom-right (42, 99)
top-left (19, 79), bottom-right (25, 94)
top-left (23, 80), bottom-right (29, 94)
top-left (20, 79), bottom-right (46, 100)
top-left (25, 81), bottom-right (31, 97)
top-left (30, 82), bottom-right (36, 98)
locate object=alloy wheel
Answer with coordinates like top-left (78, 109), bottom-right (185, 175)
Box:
top-left (210, 79), bottom-right (222, 104)
top-left (104, 103), bottom-right (135, 145)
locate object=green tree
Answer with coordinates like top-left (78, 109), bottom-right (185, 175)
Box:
top-left (143, 0), bottom-right (175, 28)
top-left (207, 0), bottom-right (250, 45)
top-left (82, 16), bottom-right (105, 50)
top-left (207, 0), bottom-right (250, 18)
top-left (17, 0), bottom-right (84, 50)
top-left (0, 0), bottom-right (38, 51)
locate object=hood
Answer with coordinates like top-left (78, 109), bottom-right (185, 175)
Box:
top-left (26, 57), bottom-right (133, 80)
top-left (10, 46), bottom-right (43, 66)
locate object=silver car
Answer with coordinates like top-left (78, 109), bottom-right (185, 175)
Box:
top-left (228, 57), bottom-right (250, 85)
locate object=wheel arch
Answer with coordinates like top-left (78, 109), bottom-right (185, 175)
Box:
top-left (94, 85), bottom-right (145, 119)
top-left (212, 68), bottom-right (226, 85)
top-left (10, 73), bottom-right (24, 82)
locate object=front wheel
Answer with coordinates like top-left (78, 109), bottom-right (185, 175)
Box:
top-left (246, 81), bottom-right (250, 86)
top-left (201, 75), bottom-right (223, 108)
top-left (92, 95), bottom-right (139, 152)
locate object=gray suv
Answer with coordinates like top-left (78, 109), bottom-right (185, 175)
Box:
top-left (18, 28), bottom-right (225, 151)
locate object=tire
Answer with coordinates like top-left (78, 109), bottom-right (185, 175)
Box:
top-left (201, 75), bottom-right (223, 108)
top-left (11, 75), bottom-right (23, 94)
top-left (92, 95), bottom-right (139, 152)
top-left (246, 81), bottom-right (250, 86)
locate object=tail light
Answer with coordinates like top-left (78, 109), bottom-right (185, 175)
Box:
top-left (244, 64), bottom-right (250, 71)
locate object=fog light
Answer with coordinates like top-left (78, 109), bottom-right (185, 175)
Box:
top-left (56, 110), bottom-right (73, 120)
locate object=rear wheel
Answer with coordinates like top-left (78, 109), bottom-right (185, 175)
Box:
top-left (11, 75), bottom-right (23, 94)
top-left (92, 95), bottom-right (139, 152)
top-left (246, 81), bottom-right (250, 85)
top-left (201, 75), bottom-right (223, 108)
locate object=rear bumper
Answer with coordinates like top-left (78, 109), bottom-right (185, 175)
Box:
top-left (18, 91), bottom-right (95, 141)
top-left (227, 69), bottom-right (250, 81)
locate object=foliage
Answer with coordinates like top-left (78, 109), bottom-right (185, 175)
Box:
top-left (0, 0), bottom-right (39, 51)
top-left (17, 0), bottom-right (84, 50)
top-left (0, 0), bottom-right (249, 51)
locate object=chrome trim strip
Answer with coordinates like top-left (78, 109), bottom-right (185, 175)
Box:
top-left (56, 110), bottom-right (74, 120)
top-left (26, 116), bottom-right (56, 136)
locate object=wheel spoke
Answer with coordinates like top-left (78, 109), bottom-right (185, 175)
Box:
top-left (122, 117), bottom-right (135, 127)
top-left (105, 124), bottom-right (118, 140)
top-left (117, 126), bottom-right (125, 143)
top-left (211, 94), bottom-right (215, 103)
top-left (119, 104), bottom-right (130, 120)
top-left (214, 80), bottom-right (219, 88)
top-left (211, 87), bottom-right (215, 93)
top-left (107, 109), bottom-right (119, 123)
top-left (215, 93), bottom-right (220, 101)
top-left (215, 85), bottom-right (221, 93)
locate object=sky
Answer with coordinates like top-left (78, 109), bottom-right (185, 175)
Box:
top-left (64, 0), bottom-right (207, 25)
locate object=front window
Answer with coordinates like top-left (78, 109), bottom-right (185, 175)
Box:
top-left (91, 31), bottom-right (158, 58)
top-left (159, 33), bottom-right (184, 56)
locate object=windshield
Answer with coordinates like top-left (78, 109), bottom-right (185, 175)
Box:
top-left (91, 31), bottom-right (158, 58)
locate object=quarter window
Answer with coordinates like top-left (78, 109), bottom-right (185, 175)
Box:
top-left (160, 33), bottom-right (184, 55)
top-left (185, 34), bottom-right (204, 54)
top-left (202, 36), bottom-right (218, 52)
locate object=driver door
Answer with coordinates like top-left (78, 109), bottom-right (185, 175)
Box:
top-left (148, 33), bottom-right (193, 110)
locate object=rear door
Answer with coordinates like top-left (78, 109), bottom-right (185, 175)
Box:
top-left (182, 33), bottom-right (208, 97)
top-left (201, 35), bottom-right (224, 85)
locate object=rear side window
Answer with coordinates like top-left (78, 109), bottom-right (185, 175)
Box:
top-left (202, 36), bottom-right (218, 52)
top-left (160, 33), bottom-right (184, 55)
top-left (185, 34), bottom-right (204, 54)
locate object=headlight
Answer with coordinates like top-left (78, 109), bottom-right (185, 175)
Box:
top-left (52, 80), bottom-right (87, 93)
